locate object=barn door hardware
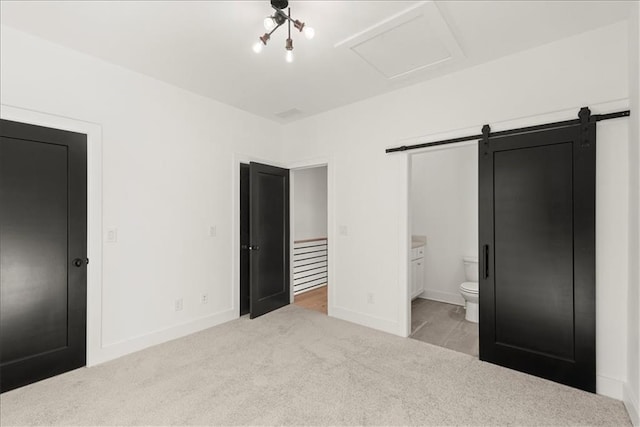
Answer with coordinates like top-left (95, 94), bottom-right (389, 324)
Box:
top-left (385, 107), bottom-right (630, 154)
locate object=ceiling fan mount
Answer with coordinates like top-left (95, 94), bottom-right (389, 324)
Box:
top-left (270, 0), bottom-right (288, 10)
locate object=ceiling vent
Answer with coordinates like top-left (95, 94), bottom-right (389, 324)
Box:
top-left (275, 108), bottom-right (303, 119)
top-left (335, 2), bottom-right (464, 80)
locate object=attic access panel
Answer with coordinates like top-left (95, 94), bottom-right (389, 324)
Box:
top-left (335, 2), bottom-right (464, 80)
top-left (352, 14), bottom-right (450, 79)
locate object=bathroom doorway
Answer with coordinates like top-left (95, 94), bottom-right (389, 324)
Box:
top-left (408, 143), bottom-right (479, 357)
top-left (291, 165), bottom-right (328, 315)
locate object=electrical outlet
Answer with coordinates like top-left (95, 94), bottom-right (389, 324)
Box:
top-left (174, 298), bottom-right (183, 312)
top-left (201, 294), bottom-right (208, 304)
top-left (208, 225), bottom-right (216, 238)
top-left (106, 227), bottom-right (118, 243)
top-left (367, 292), bottom-right (374, 304)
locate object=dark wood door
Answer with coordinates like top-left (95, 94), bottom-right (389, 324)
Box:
top-left (0, 119), bottom-right (87, 393)
top-left (479, 123), bottom-right (596, 392)
top-left (239, 163), bottom-right (250, 316)
top-left (249, 162), bottom-right (290, 319)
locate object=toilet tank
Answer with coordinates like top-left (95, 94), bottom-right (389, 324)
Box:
top-left (463, 256), bottom-right (479, 282)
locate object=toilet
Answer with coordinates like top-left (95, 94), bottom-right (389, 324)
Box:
top-left (459, 256), bottom-right (479, 323)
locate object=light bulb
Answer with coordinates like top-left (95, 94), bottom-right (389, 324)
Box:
top-left (264, 16), bottom-right (276, 31)
top-left (303, 26), bottom-right (315, 40)
top-left (286, 50), bottom-right (294, 63)
top-left (252, 41), bottom-right (263, 54)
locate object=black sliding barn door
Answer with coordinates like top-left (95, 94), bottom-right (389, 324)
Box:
top-left (249, 162), bottom-right (290, 319)
top-left (0, 119), bottom-right (87, 393)
top-left (479, 123), bottom-right (596, 392)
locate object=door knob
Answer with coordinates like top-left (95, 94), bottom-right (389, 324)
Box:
top-left (72, 258), bottom-right (89, 267)
top-left (248, 245), bottom-right (260, 251)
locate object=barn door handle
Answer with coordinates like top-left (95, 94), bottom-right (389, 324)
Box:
top-left (482, 245), bottom-right (489, 279)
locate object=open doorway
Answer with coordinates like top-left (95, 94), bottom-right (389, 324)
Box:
top-left (409, 143), bottom-right (479, 357)
top-left (291, 166), bottom-right (328, 315)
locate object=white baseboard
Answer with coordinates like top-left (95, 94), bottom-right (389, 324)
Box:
top-left (624, 383), bottom-right (640, 426)
top-left (597, 375), bottom-right (624, 400)
top-left (88, 308), bottom-right (237, 366)
top-left (331, 306), bottom-right (401, 336)
top-left (419, 289), bottom-right (465, 306)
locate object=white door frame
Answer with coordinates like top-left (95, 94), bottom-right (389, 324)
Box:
top-left (1, 104), bottom-right (104, 366)
top-left (400, 140), bottom-right (478, 337)
top-left (232, 155), bottom-right (335, 317)
top-left (397, 122), bottom-right (480, 338)
top-left (287, 158), bottom-right (333, 314)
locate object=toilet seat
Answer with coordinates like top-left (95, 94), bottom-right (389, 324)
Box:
top-left (460, 281), bottom-right (479, 294)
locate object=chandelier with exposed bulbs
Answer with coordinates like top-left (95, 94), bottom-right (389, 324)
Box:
top-left (252, 0), bottom-right (314, 63)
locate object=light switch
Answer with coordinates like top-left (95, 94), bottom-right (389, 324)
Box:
top-left (339, 225), bottom-right (348, 236)
top-left (106, 227), bottom-right (118, 243)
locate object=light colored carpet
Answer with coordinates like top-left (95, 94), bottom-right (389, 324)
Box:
top-left (0, 305), bottom-right (630, 426)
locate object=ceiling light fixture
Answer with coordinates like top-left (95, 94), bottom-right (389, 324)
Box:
top-left (252, 0), bottom-right (314, 62)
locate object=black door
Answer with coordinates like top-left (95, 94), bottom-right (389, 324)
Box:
top-left (239, 163), bottom-right (250, 316)
top-left (0, 119), bottom-right (87, 393)
top-left (479, 123), bottom-right (596, 392)
top-left (249, 162), bottom-right (290, 319)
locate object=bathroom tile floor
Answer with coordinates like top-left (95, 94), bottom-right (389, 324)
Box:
top-left (410, 298), bottom-right (479, 357)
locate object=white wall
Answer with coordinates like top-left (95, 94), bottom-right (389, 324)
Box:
top-left (0, 25), bottom-right (282, 364)
top-left (281, 22), bottom-right (631, 399)
top-left (625, 3), bottom-right (640, 425)
top-left (293, 166), bottom-right (328, 241)
top-left (595, 118), bottom-right (629, 399)
top-left (411, 145), bottom-right (477, 305)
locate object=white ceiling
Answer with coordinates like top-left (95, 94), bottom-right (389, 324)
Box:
top-left (0, 1), bottom-right (633, 123)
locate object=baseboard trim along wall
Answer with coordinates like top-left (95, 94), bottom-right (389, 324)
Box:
top-left (596, 374), bottom-right (624, 400)
top-left (419, 290), bottom-right (465, 306)
top-left (89, 308), bottom-right (237, 366)
top-left (331, 306), bottom-right (401, 336)
top-left (624, 383), bottom-right (640, 426)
